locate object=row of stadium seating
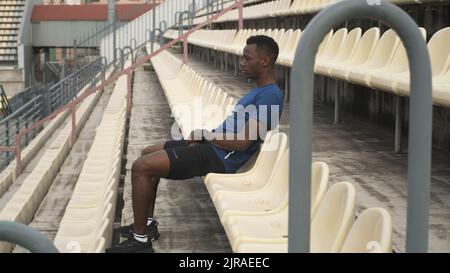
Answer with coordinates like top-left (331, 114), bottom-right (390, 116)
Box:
top-left (189, 0), bottom-right (444, 25)
top-left (53, 63), bottom-right (129, 253)
top-left (165, 26), bottom-right (450, 107)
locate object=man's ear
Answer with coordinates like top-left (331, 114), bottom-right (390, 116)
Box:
top-left (261, 56), bottom-right (270, 68)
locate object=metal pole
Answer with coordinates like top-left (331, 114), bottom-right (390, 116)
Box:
top-left (395, 96), bottom-right (402, 153)
top-left (73, 39), bottom-right (77, 75)
top-left (0, 221), bottom-right (58, 253)
top-left (290, 0), bottom-right (432, 253)
top-left (238, 0), bottom-right (243, 30)
top-left (334, 81), bottom-right (340, 124)
top-left (127, 71), bottom-right (132, 115)
top-left (183, 38), bottom-right (189, 64)
top-left (109, 0), bottom-right (116, 62)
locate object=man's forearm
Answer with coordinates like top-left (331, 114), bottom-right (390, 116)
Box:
top-left (206, 132), bottom-right (252, 151)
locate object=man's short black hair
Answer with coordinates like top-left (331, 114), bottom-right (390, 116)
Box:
top-left (246, 35), bottom-right (279, 65)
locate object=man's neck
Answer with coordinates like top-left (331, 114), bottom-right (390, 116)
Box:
top-left (255, 72), bottom-right (276, 87)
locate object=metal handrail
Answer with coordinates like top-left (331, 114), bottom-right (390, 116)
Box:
top-left (289, 0), bottom-right (431, 253)
top-left (159, 20), bottom-right (168, 32)
top-left (150, 28), bottom-right (164, 53)
top-left (0, 57), bottom-right (105, 172)
top-left (0, 221), bottom-right (58, 253)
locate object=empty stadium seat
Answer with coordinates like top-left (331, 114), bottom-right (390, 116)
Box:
top-left (228, 181), bottom-right (354, 253)
top-left (368, 28), bottom-right (427, 92)
top-left (327, 27), bottom-right (380, 80)
top-left (394, 27), bottom-right (450, 96)
top-left (204, 131), bottom-right (288, 200)
top-left (346, 29), bottom-right (401, 86)
top-left (310, 181), bottom-right (356, 252)
top-left (214, 148), bottom-right (330, 225)
top-left (315, 27), bottom-right (362, 76)
top-left (340, 207), bottom-right (392, 253)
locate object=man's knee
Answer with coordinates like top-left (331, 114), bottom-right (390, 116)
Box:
top-left (141, 143), bottom-right (165, 156)
top-left (132, 157), bottom-right (151, 176)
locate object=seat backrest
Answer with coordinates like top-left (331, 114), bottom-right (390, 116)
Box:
top-left (310, 181), bottom-right (356, 253)
top-left (287, 29), bottom-right (302, 56)
top-left (263, 147), bottom-right (290, 206)
top-left (364, 29), bottom-right (400, 68)
top-left (317, 30), bottom-right (334, 56)
top-left (333, 27), bottom-right (362, 63)
top-left (427, 27), bottom-right (450, 76)
top-left (340, 207), bottom-right (392, 253)
top-left (387, 27), bottom-right (427, 71)
top-left (237, 131), bottom-right (288, 180)
top-left (348, 27), bottom-right (380, 65)
top-left (311, 162), bottom-right (330, 217)
top-left (279, 29), bottom-right (293, 54)
top-left (319, 28), bottom-right (348, 60)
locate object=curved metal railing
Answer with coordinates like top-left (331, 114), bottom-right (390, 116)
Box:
top-left (289, 0), bottom-right (432, 253)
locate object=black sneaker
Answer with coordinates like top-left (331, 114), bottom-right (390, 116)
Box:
top-left (118, 221), bottom-right (160, 241)
top-left (105, 236), bottom-right (154, 253)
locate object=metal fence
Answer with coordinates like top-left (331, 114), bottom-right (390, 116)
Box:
top-left (100, 0), bottom-right (227, 65)
top-left (0, 57), bottom-right (106, 171)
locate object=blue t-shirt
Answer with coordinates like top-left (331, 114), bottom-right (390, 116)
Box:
top-left (211, 83), bottom-right (284, 173)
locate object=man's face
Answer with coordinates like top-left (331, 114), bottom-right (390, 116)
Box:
top-left (240, 44), bottom-right (266, 80)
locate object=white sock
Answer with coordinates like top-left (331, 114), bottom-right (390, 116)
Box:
top-left (133, 232), bottom-right (148, 243)
top-left (147, 217), bottom-right (156, 225)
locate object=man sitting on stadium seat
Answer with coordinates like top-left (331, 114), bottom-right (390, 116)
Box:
top-left (106, 35), bottom-right (285, 253)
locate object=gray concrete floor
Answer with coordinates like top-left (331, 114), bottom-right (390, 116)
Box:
top-left (121, 48), bottom-right (450, 253)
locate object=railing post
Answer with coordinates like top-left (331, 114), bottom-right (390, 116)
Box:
top-left (73, 39), bottom-right (77, 74)
top-left (127, 71), bottom-right (133, 116)
top-left (71, 102), bottom-right (77, 145)
top-left (183, 37), bottom-right (189, 65)
top-left (153, 0), bottom-right (156, 30)
top-left (0, 221), bottom-right (59, 253)
top-left (15, 131), bottom-right (22, 177)
top-left (238, 0), bottom-right (243, 30)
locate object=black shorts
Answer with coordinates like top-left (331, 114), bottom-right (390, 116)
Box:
top-left (163, 140), bottom-right (226, 180)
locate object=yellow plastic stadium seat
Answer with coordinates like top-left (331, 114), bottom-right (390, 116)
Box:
top-left (223, 160), bottom-right (329, 252)
top-left (215, 148), bottom-right (330, 225)
top-left (316, 27), bottom-right (362, 76)
top-left (432, 68), bottom-right (450, 107)
top-left (310, 181), bottom-right (356, 252)
top-left (346, 29), bottom-right (401, 86)
top-left (229, 181), bottom-right (354, 253)
top-left (204, 132), bottom-right (288, 200)
top-left (340, 207), bottom-right (392, 253)
top-left (368, 28), bottom-right (426, 92)
top-left (317, 30), bottom-right (334, 58)
top-left (315, 28), bottom-right (348, 73)
top-left (277, 29), bottom-right (302, 67)
top-left (394, 27), bottom-right (450, 96)
top-left (328, 27), bottom-right (380, 80)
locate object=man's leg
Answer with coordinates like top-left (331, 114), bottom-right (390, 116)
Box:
top-left (140, 143), bottom-right (165, 217)
top-left (131, 150), bottom-right (171, 235)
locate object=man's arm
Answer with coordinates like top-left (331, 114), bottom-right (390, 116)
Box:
top-left (205, 118), bottom-right (264, 152)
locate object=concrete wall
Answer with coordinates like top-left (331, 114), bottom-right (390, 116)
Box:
top-left (32, 21), bottom-right (127, 47)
